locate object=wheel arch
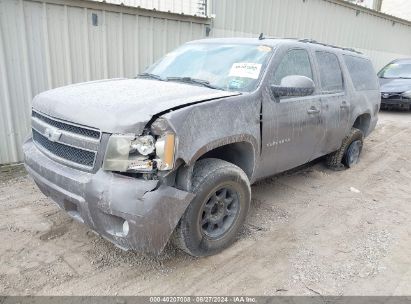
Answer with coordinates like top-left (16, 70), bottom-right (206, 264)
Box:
top-left (174, 138), bottom-right (257, 191)
top-left (197, 141), bottom-right (255, 180)
top-left (352, 113), bottom-right (371, 136)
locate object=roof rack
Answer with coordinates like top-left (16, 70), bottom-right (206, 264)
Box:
top-left (258, 33), bottom-right (362, 54)
top-left (298, 39), bottom-right (362, 54)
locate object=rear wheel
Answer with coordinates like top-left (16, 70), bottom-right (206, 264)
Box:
top-left (326, 128), bottom-right (364, 170)
top-left (343, 139), bottom-right (362, 168)
top-left (173, 158), bottom-right (251, 257)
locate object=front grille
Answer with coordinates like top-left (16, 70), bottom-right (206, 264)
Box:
top-left (381, 92), bottom-right (405, 100)
top-left (31, 110), bottom-right (101, 170)
top-left (32, 111), bottom-right (100, 139)
top-left (33, 130), bottom-right (96, 167)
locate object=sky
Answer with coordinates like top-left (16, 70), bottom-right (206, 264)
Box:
top-left (381, 0), bottom-right (411, 21)
top-left (353, 0), bottom-right (411, 21)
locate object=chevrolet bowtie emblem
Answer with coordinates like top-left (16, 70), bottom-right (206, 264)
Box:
top-left (44, 127), bottom-right (62, 142)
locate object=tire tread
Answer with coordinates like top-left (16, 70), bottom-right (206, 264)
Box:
top-left (326, 128), bottom-right (363, 169)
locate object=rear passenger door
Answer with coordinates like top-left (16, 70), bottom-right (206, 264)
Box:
top-left (314, 51), bottom-right (350, 155)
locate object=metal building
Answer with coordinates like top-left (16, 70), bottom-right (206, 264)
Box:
top-left (90, 0), bottom-right (208, 17)
top-left (1, 0), bottom-right (411, 165)
top-left (210, 0), bottom-right (411, 69)
top-left (0, 0), bottom-right (209, 164)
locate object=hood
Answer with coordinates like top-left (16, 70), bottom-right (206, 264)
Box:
top-left (379, 77), bottom-right (411, 93)
top-left (33, 78), bottom-right (239, 134)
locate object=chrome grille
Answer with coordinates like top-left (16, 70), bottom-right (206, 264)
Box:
top-left (32, 111), bottom-right (100, 139)
top-left (31, 110), bottom-right (101, 171)
top-left (32, 130), bottom-right (96, 167)
top-left (381, 92), bottom-right (405, 100)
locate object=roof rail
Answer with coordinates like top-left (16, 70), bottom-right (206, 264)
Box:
top-left (298, 38), bottom-right (362, 54)
top-left (258, 34), bottom-right (362, 54)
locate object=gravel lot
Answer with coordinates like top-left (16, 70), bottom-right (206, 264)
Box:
top-left (0, 111), bottom-right (410, 296)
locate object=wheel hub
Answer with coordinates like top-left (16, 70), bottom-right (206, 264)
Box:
top-left (200, 187), bottom-right (239, 239)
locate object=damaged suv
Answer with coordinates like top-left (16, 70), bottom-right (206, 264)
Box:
top-left (24, 38), bottom-right (380, 257)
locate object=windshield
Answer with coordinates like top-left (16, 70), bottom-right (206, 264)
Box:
top-left (378, 62), bottom-right (411, 79)
top-left (144, 43), bottom-right (273, 92)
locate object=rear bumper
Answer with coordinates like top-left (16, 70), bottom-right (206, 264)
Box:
top-left (23, 139), bottom-right (194, 254)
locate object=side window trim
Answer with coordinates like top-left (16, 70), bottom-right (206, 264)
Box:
top-left (315, 50), bottom-right (345, 95)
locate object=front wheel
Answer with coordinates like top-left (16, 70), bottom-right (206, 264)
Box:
top-left (172, 158), bottom-right (251, 257)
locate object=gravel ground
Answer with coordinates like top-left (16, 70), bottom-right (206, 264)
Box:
top-left (0, 111), bottom-right (410, 296)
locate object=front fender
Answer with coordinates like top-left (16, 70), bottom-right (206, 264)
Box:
top-left (161, 94), bottom-right (261, 181)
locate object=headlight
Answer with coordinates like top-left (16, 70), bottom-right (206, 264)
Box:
top-left (402, 90), bottom-right (411, 99)
top-left (103, 133), bottom-right (175, 172)
top-left (130, 135), bottom-right (155, 155)
top-left (103, 134), bottom-right (135, 172)
top-left (155, 133), bottom-right (176, 170)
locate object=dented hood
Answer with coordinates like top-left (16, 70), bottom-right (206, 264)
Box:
top-left (32, 78), bottom-right (239, 134)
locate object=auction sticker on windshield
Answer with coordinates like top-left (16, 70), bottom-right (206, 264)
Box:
top-left (229, 63), bottom-right (262, 79)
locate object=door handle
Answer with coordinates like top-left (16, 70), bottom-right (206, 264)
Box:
top-left (307, 106), bottom-right (320, 114)
top-left (340, 101), bottom-right (349, 109)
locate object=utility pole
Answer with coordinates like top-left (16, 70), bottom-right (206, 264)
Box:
top-left (373, 0), bottom-right (383, 11)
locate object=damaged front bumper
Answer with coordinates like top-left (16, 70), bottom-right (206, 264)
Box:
top-left (23, 139), bottom-right (194, 254)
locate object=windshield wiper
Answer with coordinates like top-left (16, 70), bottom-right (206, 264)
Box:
top-left (137, 73), bottom-right (164, 81)
top-left (166, 77), bottom-right (220, 90)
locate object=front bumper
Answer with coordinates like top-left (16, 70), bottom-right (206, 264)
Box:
top-left (380, 98), bottom-right (411, 109)
top-left (23, 139), bottom-right (194, 254)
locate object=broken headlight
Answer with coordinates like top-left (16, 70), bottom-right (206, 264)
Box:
top-left (102, 133), bottom-right (175, 172)
top-left (130, 135), bottom-right (155, 155)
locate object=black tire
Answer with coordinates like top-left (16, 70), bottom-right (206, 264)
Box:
top-left (172, 158), bottom-right (251, 257)
top-left (326, 128), bottom-right (364, 170)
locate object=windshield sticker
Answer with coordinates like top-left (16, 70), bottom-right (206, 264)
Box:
top-left (229, 63), bottom-right (262, 79)
top-left (229, 79), bottom-right (246, 90)
top-left (258, 45), bottom-right (272, 53)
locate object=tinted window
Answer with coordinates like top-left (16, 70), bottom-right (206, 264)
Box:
top-left (316, 51), bottom-right (344, 93)
top-left (273, 49), bottom-right (313, 85)
top-left (344, 55), bottom-right (378, 91)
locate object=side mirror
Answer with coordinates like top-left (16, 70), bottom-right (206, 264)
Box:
top-left (271, 75), bottom-right (315, 98)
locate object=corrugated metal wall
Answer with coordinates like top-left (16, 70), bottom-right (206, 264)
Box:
top-left (0, 0), bottom-right (209, 164)
top-left (210, 0), bottom-right (411, 70)
top-left (91, 0), bottom-right (207, 17)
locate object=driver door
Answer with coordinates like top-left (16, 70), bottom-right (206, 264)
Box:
top-left (259, 47), bottom-right (325, 178)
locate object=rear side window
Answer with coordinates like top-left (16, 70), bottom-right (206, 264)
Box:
top-left (316, 51), bottom-right (344, 93)
top-left (343, 55), bottom-right (378, 91)
top-left (273, 49), bottom-right (313, 85)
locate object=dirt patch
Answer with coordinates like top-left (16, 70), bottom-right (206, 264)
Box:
top-left (0, 164), bottom-right (26, 183)
top-left (0, 111), bottom-right (410, 296)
